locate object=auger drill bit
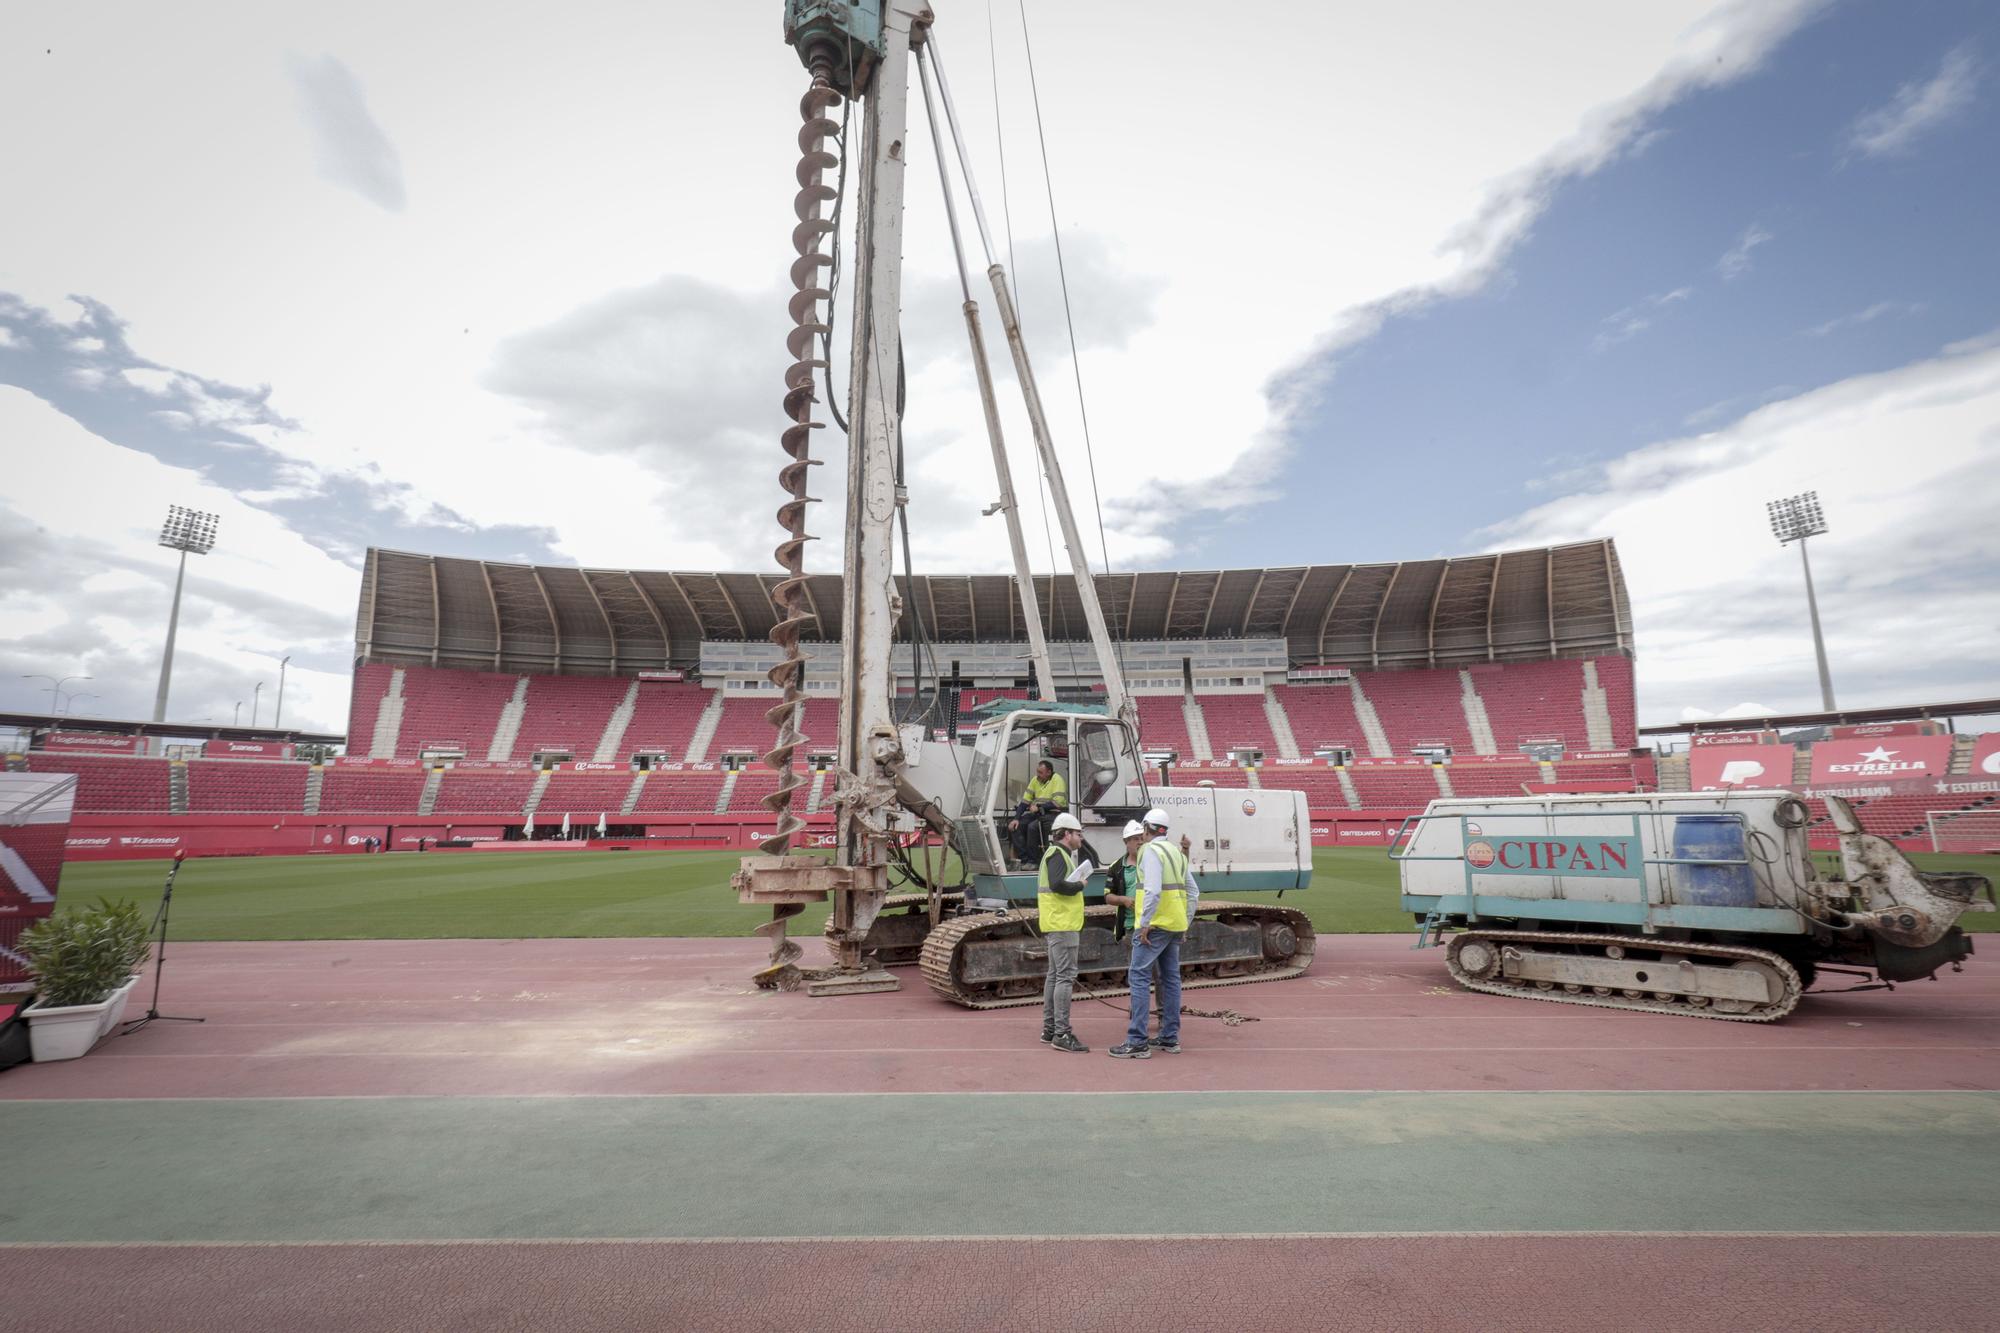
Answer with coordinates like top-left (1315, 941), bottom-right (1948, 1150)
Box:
top-left (754, 65), bottom-right (842, 971)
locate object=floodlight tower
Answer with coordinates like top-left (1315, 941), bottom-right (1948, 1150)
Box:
top-left (152, 506), bottom-right (219, 723)
top-left (1767, 490), bottom-right (1836, 711)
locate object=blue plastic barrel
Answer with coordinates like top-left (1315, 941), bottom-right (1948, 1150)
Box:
top-left (1671, 814), bottom-right (1756, 907)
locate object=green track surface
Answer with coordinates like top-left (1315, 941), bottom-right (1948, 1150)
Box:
top-left (5, 1092), bottom-right (1996, 1242)
top-left (50, 848), bottom-right (1995, 942)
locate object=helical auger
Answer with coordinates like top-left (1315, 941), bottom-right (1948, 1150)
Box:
top-left (760, 62), bottom-right (842, 859)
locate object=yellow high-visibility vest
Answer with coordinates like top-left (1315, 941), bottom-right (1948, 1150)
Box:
top-left (1023, 772), bottom-right (1067, 807)
top-left (1139, 838), bottom-right (1190, 932)
top-left (1037, 842), bottom-right (1085, 932)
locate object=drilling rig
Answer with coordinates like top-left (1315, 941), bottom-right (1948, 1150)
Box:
top-left (732, 1), bottom-right (1316, 1005)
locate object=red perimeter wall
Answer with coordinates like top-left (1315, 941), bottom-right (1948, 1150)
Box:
top-left (62, 811), bottom-right (1419, 859)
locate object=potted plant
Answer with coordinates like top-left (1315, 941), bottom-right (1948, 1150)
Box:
top-left (18, 901), bottom-right (152, 1062)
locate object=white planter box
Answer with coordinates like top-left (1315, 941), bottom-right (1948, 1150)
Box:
top-left (100, 976), bottom-right (140, 1038)
top-left (25, 976), bottom-right (138, 1063)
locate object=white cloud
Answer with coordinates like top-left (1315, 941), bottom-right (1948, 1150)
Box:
top-left (1716, 223), bottom-right (1773, 280)
top-left (1594, 287), bottom-right (1693, 352)
top-left (1847, 43), bottom-right (1981, 158)
top-left (119, 366), bottom-right (181, 395)
top-left (1480, 338), bottom-right (2000, 721)
top-left (286, 53), bottom-right (406, 211)
top-left (1802, 300), bottom-right (1922, 338)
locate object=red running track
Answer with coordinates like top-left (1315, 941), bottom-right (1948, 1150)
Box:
top-left (5, 933), bottom-right (1995, 1099)
top-left (1, 1235), bottom-right (1990, 1333)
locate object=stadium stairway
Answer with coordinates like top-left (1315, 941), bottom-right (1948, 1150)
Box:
top-left (168, 760), bottom-right (189, 814)
top-left (1792, 748), bottom-right (1813, 785)
top-left (684, 694), bottom-right (726, 765)
top-left (1335, 765), bottom-right (1362, 809)
top-left (712, 768), bottom-right (739, 815)
top-left (619, 771), bottom-right (647, 815)
top-left (417, 767), bottom-right (445, 816)
top-left (1262, 688), bottom-right (1302, 760)
top-left (370, 667), bottom-right (407, 758)
top-left (304, 766), bottom-right (323, 815)
top-left (1656, 754), bottom-right (1690, 792)
top-left (1950, 734), bottom-right (1976, 775)
top-left (1433, 765), bottom-right (1455, 799)
top-left (1182, 694), bottom-right (1214, 762)
top-left (594, 682), bottom-right (641, 762)
top-left (806, 767), bottom-right (828, 814)
top-left (1347, 679), bottom-right (1395, 758)
top-left (523, 770), bottom-right (554, 817)
top-left (1459, 672), bottom-right (1498, 754)
top-left (488, 679), bottom-right (530, 761)
top-left (1579, 661), bottom-right (1615, 752)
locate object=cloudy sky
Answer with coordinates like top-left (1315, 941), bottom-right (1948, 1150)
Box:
top-left (2, 0), bottom-right (1995, 735)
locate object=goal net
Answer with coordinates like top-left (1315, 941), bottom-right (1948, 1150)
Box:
top-left (1928, 809), bottom-right (2000, 854)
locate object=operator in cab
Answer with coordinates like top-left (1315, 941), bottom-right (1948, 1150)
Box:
top-left (1037, 812), bottom-right (1096, 1054)
top-left (1007, 758), bottom-right (1068, 867)
top-left (1109, 807), bottom-right (1200, 1060)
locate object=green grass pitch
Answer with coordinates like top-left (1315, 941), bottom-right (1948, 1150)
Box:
top-left (50, 848), bottom-right (1997, 942)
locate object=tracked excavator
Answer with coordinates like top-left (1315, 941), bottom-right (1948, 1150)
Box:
top-left (730, 1), bottom-right (1315, 1006)
top-left (1396, 789), bottom-right (1993, 1022)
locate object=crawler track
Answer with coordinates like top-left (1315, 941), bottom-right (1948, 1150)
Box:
top-left (917, 899), bottom-right (1316, 1009)
top-left (1443, 930), bottom-right (1802, 1023)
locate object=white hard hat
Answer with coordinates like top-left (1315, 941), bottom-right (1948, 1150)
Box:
top-left (1122, 819), bottom-right (1148, 839)
top-left (1143, 807), bottom-right (1170, 829)
top-left (1050, 812), bottom-right (1083, 833)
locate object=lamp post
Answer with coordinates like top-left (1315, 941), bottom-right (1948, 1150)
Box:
top-left (153, 506), bottom-right (219, 723)
top-left (58, 692), bottom-right (98, 715)
top-left (252, 681), bottom-right (264, 727)
top-left (274, 655), bottom-right (291, 727)
top-left (1766, 491), bottom-right (1836, 711)
top-left (233, 702), bottom-right (242, 726)
top-left (22, 673), bottom-right (90, 713)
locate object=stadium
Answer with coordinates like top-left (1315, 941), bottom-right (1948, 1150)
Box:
top-left (12, 539), bottom-right (1997, 863)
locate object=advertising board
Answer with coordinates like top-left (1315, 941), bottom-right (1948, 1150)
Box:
top-left (1689, 745), bottom-right (1795, 791)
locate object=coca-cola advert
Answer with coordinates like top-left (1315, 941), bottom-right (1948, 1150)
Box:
top-left (1809, 736), bottom-right (1953, 786)
top-left (40, 731), bottom-right (143, 754)
top-left (202, 739), bottom-right (296, 759)
top-left (1688, 745), bottom-right (1795, 792)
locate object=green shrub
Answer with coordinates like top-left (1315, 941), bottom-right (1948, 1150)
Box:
top-left (19, 900), bottom-right (151, 1008)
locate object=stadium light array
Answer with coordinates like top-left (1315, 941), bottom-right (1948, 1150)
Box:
top-left (152, 505), bottom-right (221, 725)
top-left (1766, 490), bottom-right (1836, 711)
top-left (159, 505), bottom-right (219, 555)
top-left (1766, 491), bottom-right (1828, 545)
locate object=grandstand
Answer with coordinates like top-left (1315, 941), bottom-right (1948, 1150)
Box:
top-left (11, 539), bottom-right (1997, 859)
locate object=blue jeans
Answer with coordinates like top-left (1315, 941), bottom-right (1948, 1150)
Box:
top-left (1125, 929), bottom-right (1182, 1046)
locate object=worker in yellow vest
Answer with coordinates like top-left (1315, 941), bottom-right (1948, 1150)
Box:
top-left (1008, 759), bottom-right (1068, 866)
top-left (1037, 812), bottom-right (1096, 1053)
top-left (1109, 807), bottom-right (1201, 1059)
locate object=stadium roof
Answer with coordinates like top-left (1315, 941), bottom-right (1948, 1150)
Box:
top-left (356, 540), bottom-right (1631, 676)
top-left (1639, 697), bottom-right (2000, 737)
top-left (0, 712), bottom-right (345, 746)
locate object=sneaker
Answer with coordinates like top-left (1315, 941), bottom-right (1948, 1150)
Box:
top-left (1039, 1029), bottom-right (1055, 1045)
top-left (1149, 1037), bottom-right (1182, 1055)
top-left (1107, 1042), bottom-right (1152, 1060)
top-left (1049, 1032), bottom-right (1088, 1053)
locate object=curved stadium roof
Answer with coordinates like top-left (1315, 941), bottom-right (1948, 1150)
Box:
top-left (355, 540), bottom-right (1631, 676)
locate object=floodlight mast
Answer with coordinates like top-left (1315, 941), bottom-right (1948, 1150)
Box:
top-left (152, 506), bottom-right (219, 725)
top-left (1767, 491), bottom-right (1836, 711)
